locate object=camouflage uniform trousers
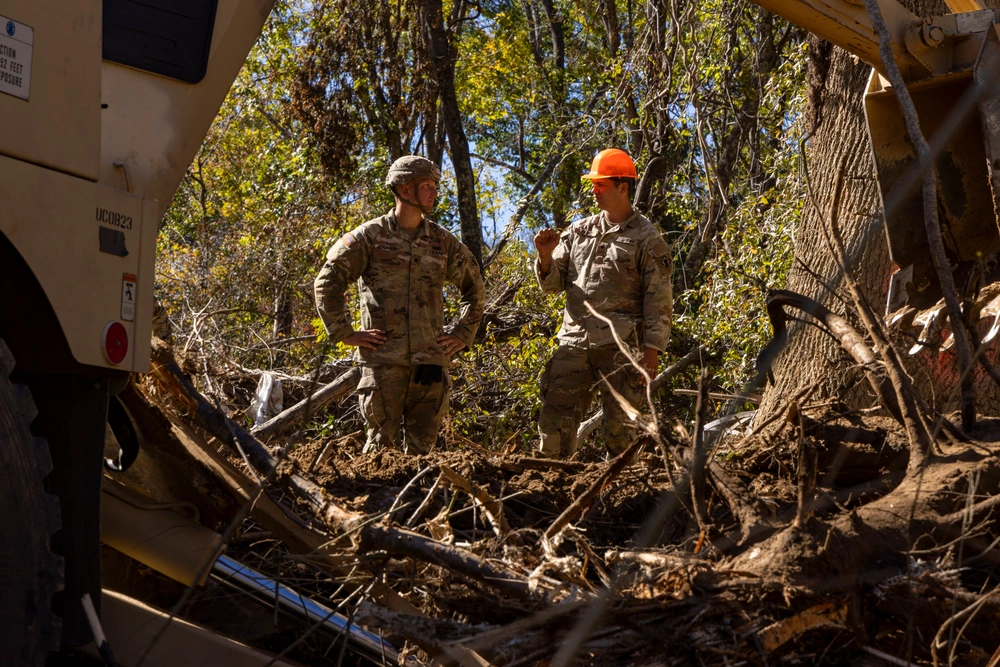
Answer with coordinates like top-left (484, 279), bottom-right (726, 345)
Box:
top-left (537, 344), bottom-right (646, 459)
top-left (357, 363), bottom-right (451, 454)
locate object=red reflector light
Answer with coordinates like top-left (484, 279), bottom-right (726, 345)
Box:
top-left (102, 321), bottom-right (128, 365)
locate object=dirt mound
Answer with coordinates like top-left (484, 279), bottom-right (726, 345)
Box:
top-left (291, 438), bottom-right (676, 548)
top-left (135, 344), bottom-right (1000, 666)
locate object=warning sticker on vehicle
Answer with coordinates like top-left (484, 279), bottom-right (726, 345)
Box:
top-left (0, 15), bottom-right (33, 101)
top-left (121, 273), bottom-right (136, 322)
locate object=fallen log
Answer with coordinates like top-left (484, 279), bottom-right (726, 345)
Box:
top-left (327, 504), bottom-right (537, 603)
top-left (251, 367), bottom-right (360, 441)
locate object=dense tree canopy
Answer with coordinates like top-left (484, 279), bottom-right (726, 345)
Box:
top-left (139, 7), bottom-right (1000, 665)
top-left (159, 0), bottom-right (807, 443)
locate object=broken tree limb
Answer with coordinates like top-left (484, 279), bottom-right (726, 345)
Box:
top-left (150, 337), bottom-right (328, 508)
top-left (251, 367), bottom-right (361, 440)
top-left (346, 520), bottom-right (538, 603)
top-left (689, 369), bottom-right (712, 533)
top-left (544, 437), bottom-right (647, 540)
top-left (578, 345), bottom-right (707, 442)
top-left (658, 415), bottom-right (768, 546)
top-left (705, 458), bottom-right (769, 545)
top-left (758, 601), bottom-right (848, 654)
top-left (454, 598), bottom-right (589, 654)
top-left (406, 472), bottom-right (445, 528)
top-left (793, 404), bottom-right (817, 529)
top-left (355, 602), bottom-right (491, 667)
top-left (763, 289), bottom-right (933, 472)
top-left (151, 338), bottom-right (540, 603)
top-left (604, 550), bottom-right (708, 569)
top-left (760, 291), bottom-right (902, 424)
top-left (124, 381), bottom-right (422, 616)
top-left (439, 464), bottom-right (517, 543)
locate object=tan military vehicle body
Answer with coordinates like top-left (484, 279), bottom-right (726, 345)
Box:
top-left (0, 1), bottom-right (362, 664)
top-left (0, 0), bottom-right (276, 372)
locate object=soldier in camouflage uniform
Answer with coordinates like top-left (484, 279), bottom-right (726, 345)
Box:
top-left (314, 156), bottom-right (485, 454)
top-left (534, 148), bottom-right (673, 459)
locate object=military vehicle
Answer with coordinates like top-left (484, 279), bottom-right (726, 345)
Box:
top-left (0, 1), bottom-right (394, 664)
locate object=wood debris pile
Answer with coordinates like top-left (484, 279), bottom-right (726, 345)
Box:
top-left (105, 338), bottom-right (1000, 666)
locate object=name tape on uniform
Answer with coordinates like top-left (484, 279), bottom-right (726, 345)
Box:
top-left (0, 15), bottom-right (32, 100)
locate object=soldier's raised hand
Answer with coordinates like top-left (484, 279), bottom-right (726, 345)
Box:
top-left (533, 228), bottom-right (560, 258)
top-left (342, 329), bottom-right (387, 350)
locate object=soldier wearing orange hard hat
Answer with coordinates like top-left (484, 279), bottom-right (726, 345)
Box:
top-left (533, 148), bottom-right (673, 459)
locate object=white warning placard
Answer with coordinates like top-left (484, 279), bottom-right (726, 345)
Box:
top-left (0, 15), bottom-right (32, 100)
top-left (121, 273), bottom-right (136, 322)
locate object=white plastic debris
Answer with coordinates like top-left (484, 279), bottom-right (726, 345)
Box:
top-left (250, 372), bottom-right (284, 427)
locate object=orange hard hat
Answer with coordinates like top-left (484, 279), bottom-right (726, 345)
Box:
top-left (581, 148), bottom-right (637, 180)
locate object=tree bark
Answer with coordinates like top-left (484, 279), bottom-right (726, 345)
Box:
top-left (420, 0), bottom-right (483, 268)
top-left (755, 47), bottom-right (888, 423)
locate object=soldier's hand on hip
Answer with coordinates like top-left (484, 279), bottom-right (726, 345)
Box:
top-left (437, 334), bottom-right (467, 356)
top-left (342, 329), bottom-right (387, 350)
top-left (642, 347), bottom-right (659, 380)
top-left (533, 228), bottom-right (560, 257)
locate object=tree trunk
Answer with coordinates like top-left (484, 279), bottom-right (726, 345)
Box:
top-left (755, 46), bottom-right (888, 423)
top-left (758, 3), bottom-right (1000, 421)
top-left (420, 0), bottom-right (483, 268)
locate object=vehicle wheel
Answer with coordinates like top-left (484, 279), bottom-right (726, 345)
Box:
top-left (0, 339), bottom-right (62, 665)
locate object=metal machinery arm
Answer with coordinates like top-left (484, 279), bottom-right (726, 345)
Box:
top-left (751, 0), bottom-right (1000, 311)
top-left (753, 0), bottom-right (993, 80)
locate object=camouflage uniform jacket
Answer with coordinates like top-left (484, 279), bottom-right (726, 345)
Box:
top-left (315, 211), bottom-right (485, 367)
top-left (535, 211), bottom-right (673, 351)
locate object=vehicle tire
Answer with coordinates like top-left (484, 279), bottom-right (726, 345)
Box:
top-left (0, 339), bottom-right (62, 665)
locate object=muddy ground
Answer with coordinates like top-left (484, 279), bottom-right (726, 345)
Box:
top-left (112, 352), bottom-right (1000, 666)
top-left (252, 409), bottom-right (1000, 666)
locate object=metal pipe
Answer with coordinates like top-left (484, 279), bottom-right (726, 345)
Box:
top-left (213, 555), bottom-right (396, 663)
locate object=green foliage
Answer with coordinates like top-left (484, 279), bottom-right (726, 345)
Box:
top-left (672, 27), bottom-right (809, 390)
top-left (448, 241), bottom-right (561, 450)
top-left (158, 2), bottom-right (344, 372)
top-left (157, 0), bottom-right (809, 436)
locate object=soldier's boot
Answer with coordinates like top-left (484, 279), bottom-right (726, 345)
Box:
top-left (537, 413), bottom-right (579, 459)
top-left (601, 421), bottom-right (641, 463)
